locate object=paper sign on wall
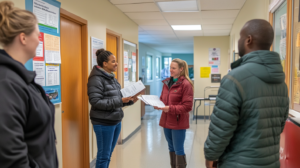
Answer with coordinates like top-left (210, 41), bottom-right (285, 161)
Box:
top-left (33, 61), bottom-right (45, 86)
top-left (91, 37), bottom-right (104, 67)
top-left (34, 32), bottom-right (44, 61)
top-left (200, 67), bottom-right (211, 78)
top-left (44, 33), bottom-right (61, 64)
top-left (132, 52), bottom-right (136, 72)
top-left (209, 48), bottom-right (221, 65)
top-left (46, 64), bottom-right (60, 86)
top-left (33, 0), bottom-right (59, 33)
top-left (211, 65), bottom-right (219, 74)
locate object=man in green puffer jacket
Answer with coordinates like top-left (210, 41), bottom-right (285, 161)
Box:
top-left (204, 19), bottom-right (289, 168)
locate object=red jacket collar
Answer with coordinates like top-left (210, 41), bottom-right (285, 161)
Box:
top-left (162, 76), bottom-right (186, 83)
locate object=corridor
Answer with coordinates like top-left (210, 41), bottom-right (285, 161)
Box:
top-left (101, 107), bottom-right (210, 168)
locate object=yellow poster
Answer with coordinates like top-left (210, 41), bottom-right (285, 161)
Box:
top-left (200, 67), bottom-right (211, 78)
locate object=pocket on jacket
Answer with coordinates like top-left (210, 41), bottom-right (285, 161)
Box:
top-left (166, 114), bottom-right (178, 127)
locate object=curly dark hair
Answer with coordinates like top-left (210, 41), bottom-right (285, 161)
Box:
top-left (96, 49), bottom-right (113, 67)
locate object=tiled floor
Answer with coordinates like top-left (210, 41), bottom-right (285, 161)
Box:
top-left (94, 107), bottom-right (210, 168)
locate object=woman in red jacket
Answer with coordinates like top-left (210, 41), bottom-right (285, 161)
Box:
top-left (155, 58), bottom-right (194, 168)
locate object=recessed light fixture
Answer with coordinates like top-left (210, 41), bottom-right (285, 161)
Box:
top-left (157, 1), bottom-right (198, 12)
top-left (171, 25), bottom-right (202, 31)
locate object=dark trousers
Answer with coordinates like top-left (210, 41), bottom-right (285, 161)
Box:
top-left (164, 128), bottom-right (186, 155)
top-left (93, 123), bottom-right (121, 168)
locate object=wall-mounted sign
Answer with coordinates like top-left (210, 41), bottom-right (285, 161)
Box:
top-left (211, 74), bottom-right (221, 83)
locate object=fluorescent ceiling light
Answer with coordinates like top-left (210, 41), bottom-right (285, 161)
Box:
top-left (171, 25), bottom-right (202, 30)
top-left (157, 1), bottom-right (198, 12)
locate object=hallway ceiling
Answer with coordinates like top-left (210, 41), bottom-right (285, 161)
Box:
top-left (109, 0), bottom-right (246, 53)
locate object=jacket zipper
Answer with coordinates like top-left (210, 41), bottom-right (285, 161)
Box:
top-left (164, 81), bottom-right (182, 126)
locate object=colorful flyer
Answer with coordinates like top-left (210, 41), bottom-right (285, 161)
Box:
top-left (34, 32), bottom-right (44, 61)
top-left (200, 67), bottom-right (211, 78)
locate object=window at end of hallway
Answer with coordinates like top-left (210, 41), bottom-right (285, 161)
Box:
top-left (156, 57), bottom-right (160, 79)
top-left (147, 56), bottom-right (152, 81)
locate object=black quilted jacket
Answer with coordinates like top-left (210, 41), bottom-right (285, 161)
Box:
top-left (88, 66), bottom-right (133, 124)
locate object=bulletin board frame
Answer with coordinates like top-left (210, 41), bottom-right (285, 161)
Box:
top-left (122, 39), bottom-right (139, 88)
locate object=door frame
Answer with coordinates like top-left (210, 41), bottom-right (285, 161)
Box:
top-left (106, 29), bottom-right (123, 84)
top-left (60, 8), bottom-right (89, 167)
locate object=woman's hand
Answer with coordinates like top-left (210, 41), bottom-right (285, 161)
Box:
top-left (132, 96), bottom-right (139, 103)
top-left (158, 106), bottom-right (169, 113)
top-left (122, 97), bottom-right (132, 103)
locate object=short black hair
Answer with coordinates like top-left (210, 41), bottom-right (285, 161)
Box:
top-left (96, 49), bottom-right (113, 67)
top-left (243, 19), bottom-right (274, 50)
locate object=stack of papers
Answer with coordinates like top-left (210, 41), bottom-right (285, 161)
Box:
top-left (138, 95), bottom-right (165, 108)
top-left (121, 80), bottom-right (145, 97)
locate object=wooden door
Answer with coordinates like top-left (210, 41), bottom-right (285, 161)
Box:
top-left (106, 33), bottom-right (118, 78)
top-left (61, 17), bottom-right (84, 168)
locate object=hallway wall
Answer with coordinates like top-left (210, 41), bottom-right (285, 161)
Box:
top-left (172, 53), bottom-right (194, 65)
top-left (193, 36), bottom-right (230, 116)
top-left (139, 43), bottom-right (163, 97)
top-left (10, 0), bottom-right (139, 167)
top-left (230, 0), bottom-right (269, 62)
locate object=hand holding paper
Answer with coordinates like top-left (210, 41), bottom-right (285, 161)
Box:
top-left (138, 95), bottom-right (165, 108)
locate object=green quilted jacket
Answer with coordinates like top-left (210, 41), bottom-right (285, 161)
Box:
top-left (204, 50), bottom-right (289, 168)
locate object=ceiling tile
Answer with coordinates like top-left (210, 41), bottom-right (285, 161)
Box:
top-left (201, 0), bottom-right (246, 10)
top-left (175, 30), bottom-right (203, 36)
top-left (201, 18), bottom-right (235, 24)
top-left (163, 12), bottom-right (201, 20)
top-left (133, 19), bottom-right (169, 26)
top-left (201, 10), bottom-right (240, 19)
top-left (146, 30), bottom-right (175, 35)
top-left (125, 12), bottom-right (164, 20)
top-left (203, 33), bottom-right (230, 36)
top-left (202, 24), bottom-right (232, 30)
top-left (116, 3), bottom-right (160, 13)
top-left (167, 19), bottom-right (202, 25)
top-left (157, 1), bottom-right (198, 12)
top-left (140, 26), bottom-right (173, 31)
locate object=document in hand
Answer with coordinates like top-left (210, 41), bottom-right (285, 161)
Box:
top-left (120, 80), bottom-right (145, 97)
top-left (138, 95), bottom-right (165, 108)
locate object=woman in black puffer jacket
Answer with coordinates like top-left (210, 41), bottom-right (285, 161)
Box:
top-left (87, 49), bottom-right (138, 168)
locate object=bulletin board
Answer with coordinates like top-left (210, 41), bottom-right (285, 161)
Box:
top-left (25, 0), bottom-right (62, 104)
top-left (123, 40), bottom-right (138, 88)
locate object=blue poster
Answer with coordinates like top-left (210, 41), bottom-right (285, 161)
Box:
top-left (25, 0), bottom-right (62, 104)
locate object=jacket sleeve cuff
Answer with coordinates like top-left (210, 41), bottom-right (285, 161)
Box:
top-left (169, 105), bottom-right (176, 115)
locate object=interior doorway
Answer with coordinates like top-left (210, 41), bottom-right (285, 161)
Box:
top-left (60, 9), bottom-right (89, 168)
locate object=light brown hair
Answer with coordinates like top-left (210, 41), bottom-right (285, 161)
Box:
top-left (172, 58), bottom-right (194, 89)
top-left (0, 1), bottom-right (37, 46)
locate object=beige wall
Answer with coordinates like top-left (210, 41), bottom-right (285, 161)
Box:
top-left (193, 36), bottom-right (230, 116)
top-left (10, 0), bottom-right (140, 166)
top-left (230, 0), bottom-right (269, 62)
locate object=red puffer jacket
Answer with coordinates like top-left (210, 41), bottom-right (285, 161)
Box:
top-left (159, 76), bottom-right (194, 130)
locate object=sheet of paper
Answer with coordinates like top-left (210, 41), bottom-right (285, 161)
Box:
top-left (138, 96), bottom-right (149, 105)
top-left (200, 67), bottom-right (211, 78)
top-left (44, 33), bottom-right (61, 63)
top-left (121, 80), bottom-right (145, 97)
top-left (34, 32), bottom-right (44, 61)
top-left (141, 95), bottom-right (165, 107)
top-left (33, 61), bottom-right (45, 86)
top-left (46, 64), bottom-right (60, 86)
top-left (132, 52), bottom-right (136, 72)
top-left (91, 37), bottom-right (104, 67)
top-left (33, 0), bottom-right (59, 33)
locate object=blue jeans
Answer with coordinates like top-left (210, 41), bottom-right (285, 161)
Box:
top-left (93, 123), bottom-right (121, 168)
top-left (164, 128), bottom-right (186, 155)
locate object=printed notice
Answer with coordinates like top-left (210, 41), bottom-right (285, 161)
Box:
top-left (91, 37), bottom-right (104, 67)
top-left (46, 64), bottom-right (60, 86)
top-left (132, 52), bottom-right (136, 72)
top-left (44, 33), bottom-right (61, 63)
top-left (200, 67), bottom-right (211, 78)
top-left (211, 65), bottom-right (219, 74)
top-left (34, 32), bottom-right (44, 61)
top-left (33, 61), bottom-right (45, 86)
top-left (33, 0), bottom-right (59, 33)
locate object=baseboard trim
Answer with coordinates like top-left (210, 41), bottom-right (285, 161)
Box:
top-left (90, 158), bottom-right (96, 168)
top-left (121, 125), bottom-right (141, 144)
top-left (193, 115), bottom-right (210, 120)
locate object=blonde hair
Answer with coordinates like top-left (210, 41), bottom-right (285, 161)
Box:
top-left (172, 58), bottom-right (194, 88)
top-left (0, 1), bottom-right (37, 46)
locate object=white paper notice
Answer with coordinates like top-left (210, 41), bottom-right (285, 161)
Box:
top-left (44, 34), bottom-right (61, 63)
top-left (132, 53), bottom-right (136, 72)
top-left (36, 41), bottom-right (43, 57)
top-left (124, 51), bottom-right (129, 69)
top-left (46, 64), bottom-right (60, 86)
top-left (33, 0), bottom-right (59, 33)
top-left (33, 61), bottom-right (45, 86)
top-left (121, 80), bottom-right (145, 97)
top-left (91, 37), bottom-right (104, 67)
top-left (141, 95), bottom-right (165, 108)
